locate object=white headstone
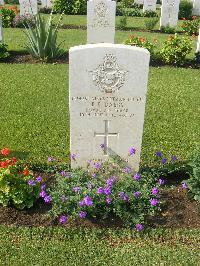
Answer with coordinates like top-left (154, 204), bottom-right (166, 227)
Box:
top-left (143, 0), bottom-right (157, 12)
top-left (196, 29), bottom-right (200, 52)
top-left (69, 43), bottom-right (150, 171)
top-left (193, 0), bottom-right (200, 16)
top-left (19, 0), bottom-right (38, 16)
top-left (0, 16), bottom-right (3, 42)
top-left (0, 0), bottom-right (4, 6)
top-left (160, 0), bottom-right (180, 28)
top-left (87, 0), bottom-right (116, 44)
top-left (134, 0), bottom-right (144, 5)
top-left (41, 0), bottom-right (53, 8)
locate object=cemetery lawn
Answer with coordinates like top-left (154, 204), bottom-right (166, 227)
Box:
top-left (0, 226), bottom-right (199, 265)
top-left (0, 64), bottom-right (199, 165)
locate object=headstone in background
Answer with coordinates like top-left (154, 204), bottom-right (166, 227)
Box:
top-left (0, 0), bottom-right (4, 6)
top-left (87, 0), bottom-right (116, 44)
top-left (69, 44), bottom-right (150, 171)
top-left (160, 0), bottom-right (180, 28)
top-left (143, 0), bottom-right (157, 12)
top-left (196, 29), bottom-right (200, 52)
top-left (193, 0), bottom-right (200, 16)
top-left (134, 0), bottom-right (144, 5)
top-left (41, 0), bottom-right (53, 8)
top-left (0, 16), bottom-right (3, 42)
top-left (19, 0), bottom-right (38, 16)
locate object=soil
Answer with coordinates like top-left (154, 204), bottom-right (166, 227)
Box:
top-left (0, 186), bottom-right (199, 229)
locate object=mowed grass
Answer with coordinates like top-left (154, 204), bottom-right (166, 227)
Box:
top-left (0, 226), bottom-right (199, 265)
top-left (0, 64), bottom-right (199, 165)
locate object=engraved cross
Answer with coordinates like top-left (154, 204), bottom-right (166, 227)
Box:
top-left (94, 120), bottom-right (119, 155)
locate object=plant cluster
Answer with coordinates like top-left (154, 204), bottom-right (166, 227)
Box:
top-left (0, 148), bottom-right (41, 209)
top-left (160, 34), bottom-right (192, 65)
top-left (181, 16), bottom-right (200, 36)
top-left (178, 0), bottom-right (193, 20)
top-left (13, 15), bottom-right (35, 28)
top-left (44, 147), bottom-right (170, 230)
top-left (143, 10), bottom-right (158, 18)
top-left (0, 42), bottom-right (10, 59)
top-left (54, 0), bottom-right (86, 15)
top-left (144, 17), bottom-right (159, 30)
top-left (160, 25), bottom-right (176, 34)
top-left (39, 7), bottom-right (52, 14)
top-left (0, 7), bottom-right (16, 27)
top-left (124, 34), bottom-right (156, 55)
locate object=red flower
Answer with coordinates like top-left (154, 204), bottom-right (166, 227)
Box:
top-left (182, 17), bottom-right (186, 20)
top-left (11, 157), bottom-right (17, 164)
top-left (23, 169), bottom-right (29, 176)
top-left (192, 16), bottom-right (197, 20)
top-left (1, 148), bottom-right (10, 156)
top-left (140, 37), bottom-right (145, 43)
top-left (0, 161), bottom-right (9, 168)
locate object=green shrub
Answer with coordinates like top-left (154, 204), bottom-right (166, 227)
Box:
top-left (160, 34), bottom-right (192, 65)
top-left (0, 148), bottom-right (40, 209)
top-left (181, 17), bottom-right (200, 36)
top-left (128, 7), bottom-right (142, 17)
top-left (124, 34), bottom-right (156, 55)
top-left (24, 13), bottom-right (64, 61)
top-left (195, 51), bottom-right (200, 63)
top-left (0, 8), bottom-right (15, 28)
top-left (0, 42), bottom-right (10, 59)
top-left (143, 10), bottom-right (158, 17)
top-left (46, 153), bottom-right (164, 229)
top-left (178, 0), bottom-right (193, 19)
top-left (13, 15), bottom-right (35, 28)
top-left (4, 0), bottom-right (19, 4)
top-left (53, 0), bottom-right (74, 14)
top-left (160, 25), bottom-right (176, 34)
top-left (39, 7), bottom-right (52, 14)
top-left (144, 17), bottom-right (159, 30)
top-left (184, 148), bottom-right (200, 202)
top-left (73, 0), bottom-right (87, 15)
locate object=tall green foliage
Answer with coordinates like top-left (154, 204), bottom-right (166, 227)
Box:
top-left (178, 0), bottom-right (193, 19)
top-left (24, 13), bottom-right (64, 61)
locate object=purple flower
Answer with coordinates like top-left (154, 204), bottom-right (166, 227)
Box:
top-left (133, 173), bottom-right (141, 181)
top-left (104, 187), bottom-right (111, 195)
top-left (151, 187), bottom-right (159, 195)
top-left (60, 170), bottom-right (67, 177)
top-left (48, 156), bottom-right (55, 162)
top-left (181, 182), bottom-right (188, 189)
top-left (79, 200), bottom-right (85, 207)
top-left (79, 211), bottom-right (86, 219)
top-left (155, 151), bottom-right (162, 157)
top-left (158, 178), bottom-right (165, 185)
top-left (135, 224), bottom-right (143, 231)
top-left (150, 198), bottom-right (158, 206)
top-left (73, 186), bottom-right (81, 193)
top-left (171, 155), bottom-right (177, 161)
top-left (91, 173), bottom-right (96, 178)
top-left (87, 183), bottom-right (93, 190)
top-left (83, 195), bottom-right (93, 206)
top-left (97, 187), bottom-right (104, 194)
top-left (123, 166), bottom-right (131, 173)
top-left (59, 215), bottom-right (68, 224)
top-left (70, 153), bottom-right (77, 161)
top-left (161, 158), bottom-right (167, 164)
top-left (106, 177), bottom-right (115, 187)
top-left (41, 184), bottom-right (46, 190)
top-left (44, 195), bottom-right (52, 203)
top-left (129, 147), bottom-right (136, 156)
top-left (61, 195), bottom-right (67, 202)
top-left (94, 162), bottom-right (101, 170)
top-left (28, 180), bottom-right (35, 186)
top-left (36, 176), bottom-right (42, 183)
top-left (106, 197), bottom-right (112, 204)
top-left (40, 190), bottom-right (46, 198)
top-left (100, 143), bottom-right (105, 149)
top-left (133, 191), bottom-right (141, 198)
top-left (119, 192), bottom-right (129, 202)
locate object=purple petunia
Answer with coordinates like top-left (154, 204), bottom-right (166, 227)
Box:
top-left (150, 198), bottom-right (158, 206)
top-left (44, 195), bottom-right (52, 203)
top-left (155, 151), bottom-right (162, 157)
top-left (70, 153), bottom-right (77, 161)
top-left (129, 147), bottom-right (136, 156)
top-left (48, 156), bottom-right (55, 162)
top-left (36, 176), bottom-right (42, 183)
top-left (158, 178), bottom-right (165, 185)
top-left (61, 195), bottom-right (67, 202)
top-left (181, 182), bottom-right (188, 189)
top-left (133, 191), bottom-right (141, 198)
top-left (79, 200), bottom-right (85, 207)
top-left (104, 187), bottom-right (111, 195)
top-left (79, 211), bottom-right (87, 219)
top-left (106, 197), bottom-right (112, 204)
top-left (41, 184), bottom-right (46, 190)
top-left (100, 143), bottom-right (105, 149)
top-left (171, 155), bottom-right (177, 162)
top-left (161, 158), bottom-right (167, 164)
top-left (133, 173), bottom-right (141, 181)
top-left (73, 186), bottom-right (81, 193)
top-left (97, 187), bottom-right (104, 194)
top-left (94, 162), bottom-right (101, 170)
top-left (106, 177), bottom-right (115, 187)
top-left (59, 215), bottom-right (68, 224)
top-left (135, 224), bottom-right (144, 231)
top-left (123, 166), bottom-right (132, 174)
top-left (83, 195), bottom-right (93, 206)
top-left (91, 173), bottom-right (96, 178)
top-left (119, 192), bottom-right (129, 202)
top-left (40, 190), bottom-right (46, 198)
top-left (28, 180), bottom-right (35, 186)
top-left (151, 187), bottom-right (159, 195)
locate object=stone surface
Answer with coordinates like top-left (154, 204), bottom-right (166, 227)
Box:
top-left (0, 0), bottom-right (4, 6)
top-left (69, 43), bottom-right (150, 171)
top-left (19, 0), bottom-right (38, 16)
top-left (134, 0), bottom-right (144, 5)
top-left (197, 29), bottom-right (200, 52)
top-left (193, 0), bottom-right (200, 16)
top-left (160, 0), bottom-right (180, 28)
top-left (87, 0), bottom-right (116, 44)
top-left (41, 0), bottom-right (53, 8)
top-left (143, 0), bottom-right (157, 12)
top-left (0, 16), bottom-right (2, 42)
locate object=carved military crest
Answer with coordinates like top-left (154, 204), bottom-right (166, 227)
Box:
top-left (92, 1), bottom-right (109, 27)
top-left (90, 54), bottom-right (128, 93)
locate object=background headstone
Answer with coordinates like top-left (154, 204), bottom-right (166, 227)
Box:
top-left (196, 29), bottom-right (200, 52)
top-left (41, 0), bottom-right (53, 8)
top-left (193, 0), bottom-right (200, 16)
top-left (0, 16), bottom-right (3, 42)
top-left (19, 0), bottom-right (38, 16)
top-left (134, 0), bottom-right (144, 5)
top-left (87, 0), bottom-right (116, 44)
top-left (160, 0), bottom-right (180, 28)
top-left (69, 44), bottom-right (150, 171)
top-left (0, 0), bottom-right (4, 6)
top-left (143, 0), bottom-right (157, 12)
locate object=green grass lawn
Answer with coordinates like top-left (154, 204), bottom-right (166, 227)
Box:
top-left (0, 64), bottom-right (199, 165)
top-left (0, 226), bottom-right (199, 265)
